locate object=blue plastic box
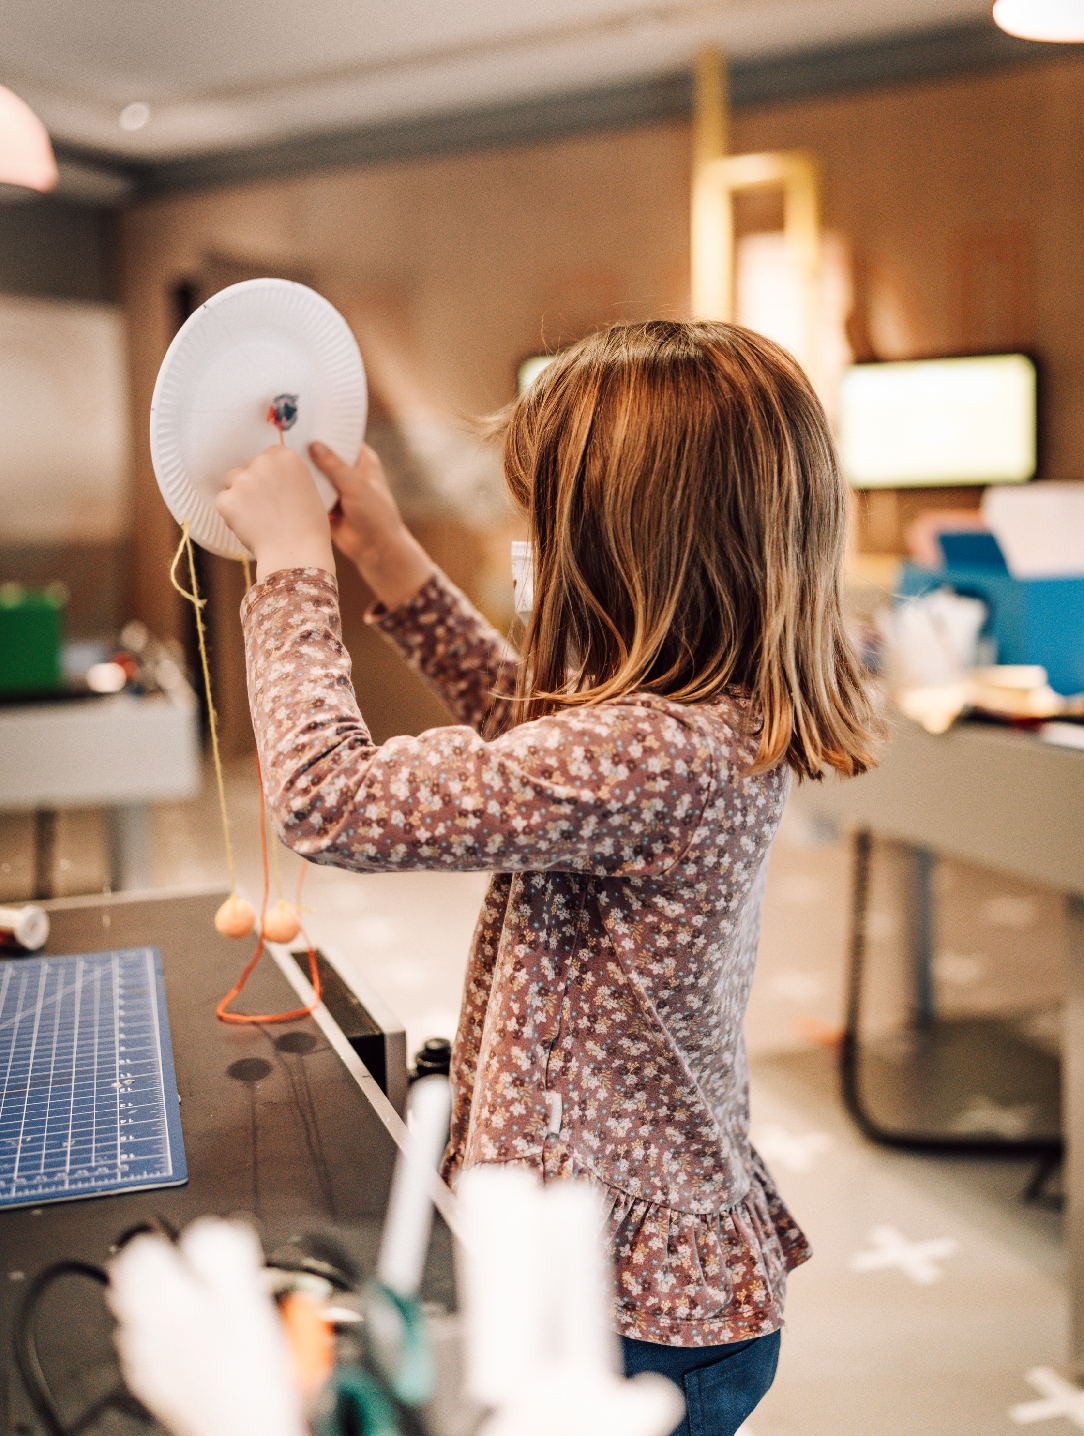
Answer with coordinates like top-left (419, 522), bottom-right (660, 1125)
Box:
top-left (898, 562), bottom-right (1084, 696)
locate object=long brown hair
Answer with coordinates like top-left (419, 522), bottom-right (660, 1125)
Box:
top-left (498, 320), bottom-right (883, 779)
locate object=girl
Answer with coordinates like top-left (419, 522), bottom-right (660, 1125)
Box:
top-left (217, 320), bottom-right (882, 1436)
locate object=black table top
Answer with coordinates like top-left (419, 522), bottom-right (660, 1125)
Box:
top-left (0, 888), bottom-right (453, 1436)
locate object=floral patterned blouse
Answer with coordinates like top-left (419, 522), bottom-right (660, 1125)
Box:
top-left (240, 566), bottom-right (812, 1346)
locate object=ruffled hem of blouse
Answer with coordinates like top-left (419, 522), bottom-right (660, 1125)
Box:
top-left (561, 1148), bottom-right (812, 1347)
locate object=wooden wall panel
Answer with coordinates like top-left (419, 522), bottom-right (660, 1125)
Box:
top-left (117, 50), bottom-right (1084, 728)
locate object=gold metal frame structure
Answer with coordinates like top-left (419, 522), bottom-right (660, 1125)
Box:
top-left (690, 49), bottom-right (822, 378)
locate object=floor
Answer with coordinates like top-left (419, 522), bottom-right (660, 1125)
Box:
top-left (0, 757), bottom-right (1072, 1436)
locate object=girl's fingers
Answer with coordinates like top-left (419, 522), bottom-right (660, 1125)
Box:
top-left (308, 440), bottom-right (351, 490)
top-left (310, 441), bottom-right (390, 498)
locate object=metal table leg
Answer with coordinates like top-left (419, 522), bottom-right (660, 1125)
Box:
top-left (840, 828), bottom-right (1062, 1158)
top-left (32, 808), bottom-right (57, 900)
top-left (904, 844), bottom-right (935, 1028)
top-left (1066, 893), bottom-right (1084, 1377)
top-left (107, 804), bottom-right (152, 891)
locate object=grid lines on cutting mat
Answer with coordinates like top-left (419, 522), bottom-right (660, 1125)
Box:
top-left (0, 947), bottom-right (186, 1209)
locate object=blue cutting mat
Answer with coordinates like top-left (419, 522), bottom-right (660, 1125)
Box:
top-left (0, 947), bottom-right (186, 1209)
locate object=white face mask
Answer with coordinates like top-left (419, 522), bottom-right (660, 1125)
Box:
top-left (510, 541), bottom-right (534, 619)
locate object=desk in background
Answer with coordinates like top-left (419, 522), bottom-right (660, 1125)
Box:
top-left (0, 689), bottom-right (200, 892)
top-left (793, 717), bottom-right (1084, 1373)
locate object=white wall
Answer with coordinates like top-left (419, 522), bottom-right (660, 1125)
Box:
top-left (0, 296), bottom-right (130, 545)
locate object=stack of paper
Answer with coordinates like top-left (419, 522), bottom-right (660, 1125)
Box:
top-left (982, 483), bottom-right (1084, 578)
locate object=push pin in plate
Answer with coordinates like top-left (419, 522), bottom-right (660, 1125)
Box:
top-left (267, 393), bottom-right (299, 432)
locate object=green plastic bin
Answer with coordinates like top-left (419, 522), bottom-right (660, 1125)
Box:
top-left (0, 583), bottom-right (67, 696)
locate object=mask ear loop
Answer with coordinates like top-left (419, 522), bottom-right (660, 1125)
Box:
top-left (169, 516), bottom-right (321, 1025)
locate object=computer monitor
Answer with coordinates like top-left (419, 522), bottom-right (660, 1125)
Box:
top-left (838, 352), bottom-right (1037, 489)
top-left (518, 354), bottom-right (556, 394)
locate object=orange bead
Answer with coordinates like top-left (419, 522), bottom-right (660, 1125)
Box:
top-left (214, 895), bottom-right (256, 938)
top-left (279, 1292), bottom-right (334, 1398)
top-left (262, 901), bottom-right (301, 944)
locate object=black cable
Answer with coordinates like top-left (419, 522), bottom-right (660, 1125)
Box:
top-left (62, 1386), bottom-right (152, 1436)
top-left (14, 1235), bottom-right (354, 1436)
top-left (291, 1231), bottom-right (359, 1286)
top-left (13, 1260), bottom-right (105, 1436)
top-left (113, 1217), bottom-right (179, 1250)
top-left (11, 1259), bottom-right (152, 1436)
top-left (15, 1232), bottom-right (435, 1436)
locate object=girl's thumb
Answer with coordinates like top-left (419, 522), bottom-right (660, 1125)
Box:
top-left (308, 440), bottom-right (346, 488)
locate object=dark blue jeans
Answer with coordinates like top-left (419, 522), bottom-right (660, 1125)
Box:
top-left (621, 1329), bottom-right (781, 1436)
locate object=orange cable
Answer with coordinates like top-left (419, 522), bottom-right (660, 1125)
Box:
top-left (212, 483), bottom-right (321, 1025)
top-left (214, 779), bottom-right (321, 1024)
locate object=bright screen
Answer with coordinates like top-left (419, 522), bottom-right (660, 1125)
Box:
top-left (518, 354), bottom-right (556, 394)
top-left (838, 353), bottom-right (1037, 489)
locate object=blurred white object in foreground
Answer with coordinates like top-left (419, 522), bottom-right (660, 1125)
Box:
top-left (106, 1081), bottom-right (453, 1436)
top-left (378, 1074), bottom-right (453, 1297)
top-left (458, 1167), bottom-right (684, 1436)
top-left (107, 1218), bottom-right (306, 1436)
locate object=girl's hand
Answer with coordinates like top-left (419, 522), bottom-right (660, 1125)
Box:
top-left (216, 447), bottom-right (335, 582)
top-left (309, 440), bottom-right (435, 610)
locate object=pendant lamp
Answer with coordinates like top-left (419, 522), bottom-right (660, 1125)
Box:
top-left (0, 86), bottom-right (57, 193)
top-left (992, 0), bottom-right (1084, 41)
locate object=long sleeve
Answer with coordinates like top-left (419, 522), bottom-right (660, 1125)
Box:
top-left (240, 567), bottom-right (715, 877)
top-left (368, 569), bottom-right (520, 734)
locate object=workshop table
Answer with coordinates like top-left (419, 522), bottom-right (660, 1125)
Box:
top-left (792, 717), bottom-right (1084, 1374)
top-left (0, 689), bottom-right (201, 893)
top-left (0, 886), bottom-right (458, 1435)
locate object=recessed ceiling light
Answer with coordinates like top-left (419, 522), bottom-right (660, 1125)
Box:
top-left (119, 101), bottom-right (151, 132)
top-left (992, 0), bottom-right (1084, 41)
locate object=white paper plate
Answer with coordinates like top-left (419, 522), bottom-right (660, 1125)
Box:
top-left (150, 278), bottom-right (367, 558)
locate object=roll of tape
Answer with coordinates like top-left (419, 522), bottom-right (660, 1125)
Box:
top-left (0, 904), bottom-right (49, 951)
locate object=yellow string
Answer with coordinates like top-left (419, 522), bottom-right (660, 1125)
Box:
top-left (270, 817), bottom-right (286, 903)
top-left (171, 522), bottom-right (317, 1020)
top-left (169, 521), bottom-right (238, 897)
top-left (168, 528), bottom-right (203, 607)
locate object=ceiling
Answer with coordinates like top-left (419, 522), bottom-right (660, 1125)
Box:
top-left (7, 0), bottom-right (997, 171)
